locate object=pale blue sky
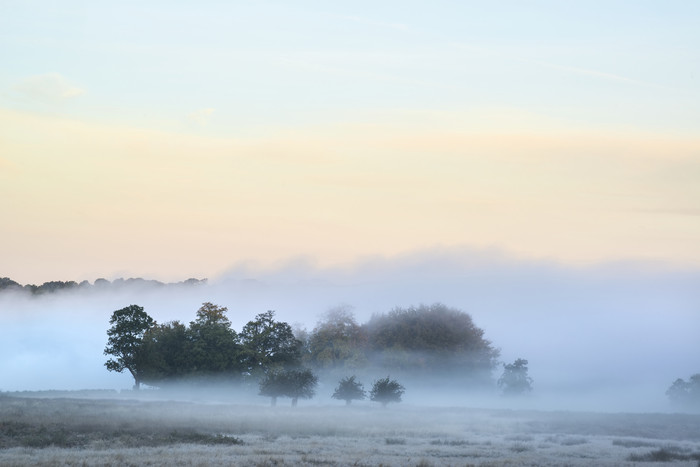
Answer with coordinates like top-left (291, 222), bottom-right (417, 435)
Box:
top-left (1, 1), bottom-right (699, 283)
top-left (2, 1), bottom-right (698, 133)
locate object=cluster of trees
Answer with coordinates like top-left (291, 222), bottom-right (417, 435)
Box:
top-left (105, 303), bottom-right (301, 388)
top-left (104, 302), bottom-right (502, 392)
top-left (667, 374), bottom-right (700, 410)
top-left (0, 276), bottom-right (205, 295)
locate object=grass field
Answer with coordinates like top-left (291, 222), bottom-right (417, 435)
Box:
top-left (1, 392), bottom-right (699, 466)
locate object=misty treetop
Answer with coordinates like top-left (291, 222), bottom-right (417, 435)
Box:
top-left (498, 358), bottom-right (533, 396)
top-left (105, 301), bottom-right (501, 390)
top-left (667, 374), bottom-right (700, 410)
top-left (363, 303), bottom-right (500, 376)
top-left (306, 306), bottom-right (367, 370)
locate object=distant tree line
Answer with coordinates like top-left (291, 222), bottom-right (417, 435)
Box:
top-left (0, 276), bottom-right (206, 295)
top-left (104, 302), bottom-right (501, 393)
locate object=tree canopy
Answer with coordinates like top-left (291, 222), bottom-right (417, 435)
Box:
top-left (239, 311), bottom-right (302, 376)
top-left (258, 368), bottom-right (318, 406)
top-left (332, 376), bottom-right (366, 405)
top-left (309, 306), bottom-right (366, 370)
top-left (666, 374), bottom-right (700, 409)
top-left (497, 358), bottom-right (533, 396)
top-left (104, 305), bottom-right (155, 389)
top-left (364, 303), bottom-right (499, 376)
top-left (370, 377), bottom-right (405, 407)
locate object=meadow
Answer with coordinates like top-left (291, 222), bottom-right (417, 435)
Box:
top-left (1, 391), bottom-right (700, 466)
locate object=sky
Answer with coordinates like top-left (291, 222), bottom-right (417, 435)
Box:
top-left (1, 0), bottom-right (699, 284)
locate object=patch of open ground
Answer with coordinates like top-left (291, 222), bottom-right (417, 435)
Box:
top-left (1, 392), bottom-right (699, 466)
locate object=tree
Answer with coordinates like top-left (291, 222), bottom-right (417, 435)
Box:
top-left (364, 303), bottom-right (499, 377)
top-left (140, 321), bottom-right (189, 385)
top-left (104, 305), bottom-right (155, 389)
top-left (370, 376), bottom-right (405, 407)
top-left (285, 368), bottom-right (319, 407)
top-left (497, 358), bottom-right (533, 396)
top-left (239, 311), bottom-right (301, 375)
top-left (258, 368), bottom-right (318, 406)
top-left (309, 306), bottom-right (367, 370)
top-left (332, 376), bottom-right (366, 405)
top-left (186, 302), bottom-right (242, 378)
top-left (666, 374), bottom-right (700, 409)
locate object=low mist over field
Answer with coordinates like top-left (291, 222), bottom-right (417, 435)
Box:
top-left (1, 248), bottom-right (697, 413)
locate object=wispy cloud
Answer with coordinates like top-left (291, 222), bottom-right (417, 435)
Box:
top-left (13, 73), bottom-right (85, 104)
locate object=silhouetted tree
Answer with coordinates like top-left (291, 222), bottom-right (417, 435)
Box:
top-left (104, 305), bottom-right (155, 389)
top-left (497, 358), bottom-right (533, 396)
top-left (0, 277), bottom-right (21, 292)
top-left (186, 302), bottom-right (242, 378)
top-left (370, 376), bottom-right (405, 407)
top-left (239, 311), bottom-right (301, 375)
top-left (258, 368), bottom-right (318, 406)
top-left (285, 368), bottom-right (318, 407)
top-left (332, 376), bottom-right (366, 405)
top-left (140, 320), bottom-right (189, 385)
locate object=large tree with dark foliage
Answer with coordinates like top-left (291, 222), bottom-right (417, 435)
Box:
top-left (370, 376), bottom-right (405, 407)
top-left (104, 305), bottom-right (155, 389)
top-left (258, 368), bottom-right (318, 406)
top-left (332, 375), bottom-right (366, 405)
top-left (364, 303), bottom-right (499, 377)
top-left (186, 302), bottom-right (242, 378)
top-left (140, 321), bottom-right (190, 385)
top-left (239, 311), bottom-right (301, 376)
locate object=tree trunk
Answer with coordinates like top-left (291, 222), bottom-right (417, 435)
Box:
top-left (271, 396), bottom-right (277, 407)
top-left (345, 399), bottom-right (351, 406)
top-left (291, 397), bottom-right (298, 407)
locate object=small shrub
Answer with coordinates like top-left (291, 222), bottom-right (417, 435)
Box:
top-left (560, 437), bottom-right (588, 446)
top-left (628, 446), bottom-right (700, 462)
top-left (509, 443), bottom-right (532, 452)
top-left (385, 437), bottom-right (406, 445)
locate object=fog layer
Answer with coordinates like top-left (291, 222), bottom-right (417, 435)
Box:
top-left (1, 248), bottom-right (697, 412)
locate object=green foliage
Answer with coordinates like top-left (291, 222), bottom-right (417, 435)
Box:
top-left (186, 302), bottom-right (243, 377)
top-left (258, 368), bottom-right (318, 406)
top-left (370, 376), bottom-right (405, 407)
top-left (140, 321), bottom-right (190, 384)
top-left (103, 305), bottom-right (155, 389)
top-left (497, 358), bottom-right (533, 396)
top-left (332, 376), bottom-right (366, 405)
top-left (240, 311), bottom-right (302, 375)
top-left (666, 374), bottom-right (700, 409)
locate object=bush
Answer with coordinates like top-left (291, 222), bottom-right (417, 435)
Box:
top-left (370, 377), bottom-right (405, 407)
